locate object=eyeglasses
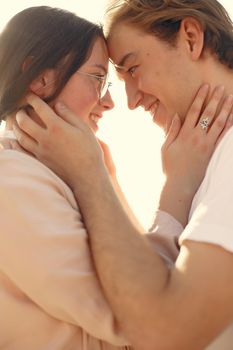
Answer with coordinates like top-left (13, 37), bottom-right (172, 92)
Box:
top-left (77, 71), bottom-right (112, 99)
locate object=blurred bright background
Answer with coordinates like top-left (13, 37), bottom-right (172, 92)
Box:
top-left (0, 0), bottom-right (232, 228)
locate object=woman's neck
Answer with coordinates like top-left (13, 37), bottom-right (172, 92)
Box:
top-left (5, 107), bottom-right (44, 130)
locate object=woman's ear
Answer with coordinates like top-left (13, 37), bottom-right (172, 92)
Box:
top-left (22, 57), bottom-right (57, 97)
top-left (29, 69), bottom-right (57, 97)
top-left (179, 17), bottom-right (204, 61)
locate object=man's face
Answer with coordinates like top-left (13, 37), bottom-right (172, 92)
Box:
top-left (107, 23), bottom-right (202, 132)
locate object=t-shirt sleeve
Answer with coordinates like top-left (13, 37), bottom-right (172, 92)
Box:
top-left (146, 210), bottom-right (183, 266)
top-left (0, 151), bottom-right (128, 346)
top-left (179, 129), bottom-right (233, 253)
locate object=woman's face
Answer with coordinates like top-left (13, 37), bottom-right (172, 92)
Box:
top-left (52, 37), bottom-right (114, 133)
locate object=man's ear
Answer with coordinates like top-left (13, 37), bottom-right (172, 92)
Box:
top-left (179, 17), bottom-right (204, 60)
top-left (29, 69), bottom-right (57, 97)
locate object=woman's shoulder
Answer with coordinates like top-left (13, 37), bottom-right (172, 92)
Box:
top-left (0, 149), bottom-right (59, 181)
top-left (0, 149), bottom-right (75, 202)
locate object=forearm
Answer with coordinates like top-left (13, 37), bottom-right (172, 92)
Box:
top-left (73, 166), bottom-right (170, 344)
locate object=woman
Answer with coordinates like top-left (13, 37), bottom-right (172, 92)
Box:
top-left (0, 6), bottom-right (130, 350)
top-left (11, 1), bottom-right (233, 349)
top-left (1, 4), bottom-right (232, 350)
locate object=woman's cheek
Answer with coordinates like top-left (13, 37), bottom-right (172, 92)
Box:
top-left (54, 81), bottom-right (99, 125)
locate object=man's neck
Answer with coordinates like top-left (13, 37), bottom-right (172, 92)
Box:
top-left (204, 59), bottom-right (233, 102)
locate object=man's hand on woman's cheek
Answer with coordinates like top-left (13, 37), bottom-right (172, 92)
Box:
top-left (13, 94), bottom-right (105, 189)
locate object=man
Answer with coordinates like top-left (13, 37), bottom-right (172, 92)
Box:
top-left (13, 0), bottom-right (233, 349)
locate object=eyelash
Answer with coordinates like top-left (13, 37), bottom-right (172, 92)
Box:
top-left (128, 66), bottom-right (138, 77)
top-left (94, 74), bottom-right (105, 82)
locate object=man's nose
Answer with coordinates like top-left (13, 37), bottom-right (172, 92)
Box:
top-left (125, 81), bottom-right (142, 110)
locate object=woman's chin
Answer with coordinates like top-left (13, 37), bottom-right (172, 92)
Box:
top-left (89, 119), bottom-right (99, 134)
top-left (90, 124), bottom-right (98, 134)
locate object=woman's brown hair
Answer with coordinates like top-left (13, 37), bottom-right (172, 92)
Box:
top-left (105, 0), bottom-right (233, 68)
top-left (0, 6), bottom-right (104, 120)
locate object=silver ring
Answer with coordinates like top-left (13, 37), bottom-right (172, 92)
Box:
top-left (199, 117), bottom-right (210, 131)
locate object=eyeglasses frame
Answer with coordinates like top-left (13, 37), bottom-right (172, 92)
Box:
top-left (77, 71), bottom-right (112, 99)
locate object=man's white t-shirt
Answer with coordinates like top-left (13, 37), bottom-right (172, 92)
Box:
top-left (179, 127), bottom-right (233, 350)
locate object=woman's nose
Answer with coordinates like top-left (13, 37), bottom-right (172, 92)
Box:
top-left (100, 90), bottom-right (115, 110)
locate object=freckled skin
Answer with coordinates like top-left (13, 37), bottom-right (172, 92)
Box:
top-left (107, 23), bottom-right (203, 131)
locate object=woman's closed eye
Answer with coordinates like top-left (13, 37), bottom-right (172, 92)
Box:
top-left (93, 74), bottom-right (106, 82)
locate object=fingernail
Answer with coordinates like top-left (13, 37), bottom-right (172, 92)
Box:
top-left (56, 101), bottom-right (66, 110)
top-left (15, 113), bottom-right (22, 124)
top-left (171, 113), bottom-right (180, 127)
top-left (202, 84), bottom-right (209, 91)
top-left (9, 139), bottom-right (17, 150)
top-left (12, 124), bottom-right (17, 135)
top-left (217, 85), bottom-right (225, 92)
top-left (226, 95), bottom-right (233, 104)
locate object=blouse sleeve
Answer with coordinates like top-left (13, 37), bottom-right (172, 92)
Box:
top-left (146, 210), bottom-right (183, 266)
top-left (0, 150), bottom-right (128, 346)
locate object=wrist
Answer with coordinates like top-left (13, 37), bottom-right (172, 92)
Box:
top-left (164, 176), bottom-right (196, 199)
top-left (76, 161), bottom-right (109, 188)
top-left (70, 160), bottom-right (108, 190)
top-left (158, 179), bottom-right (194, 227)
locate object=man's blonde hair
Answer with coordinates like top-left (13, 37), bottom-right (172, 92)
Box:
top-left (105, 0), bottom-right (233, 68)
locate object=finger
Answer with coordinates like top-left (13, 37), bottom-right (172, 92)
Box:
top-left (12, 123), bottom-right (38, 155)
top-left (9, 139), bottom-right (32, 155)
top-left (208, 94), bottom-right (233, 143)
top-left (97, 138), bottom-right (105, 146)
top-left (97, 139), bottom-right (112, 163)
top-left (54, 102), bottom-right (87, 130)
top-left (196, 85), bottom-right (225, 132)
top-left (216, 113), bottom-right (233, 146)
top-left (16, 109), bottom-right (45, 142)
top-left (26, 93), bottom-right (58, 127)
top-left (97, 138), bottom-right (108, 151)
top-left (183, 84), bottom-right (209, 129)
top-left (9, 139), bottom-right (24, 152)
top-left (162, 113), bottom-right (181, 150)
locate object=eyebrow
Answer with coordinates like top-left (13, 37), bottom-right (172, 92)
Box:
top-left (114, 52), bottom-right (135, 70)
